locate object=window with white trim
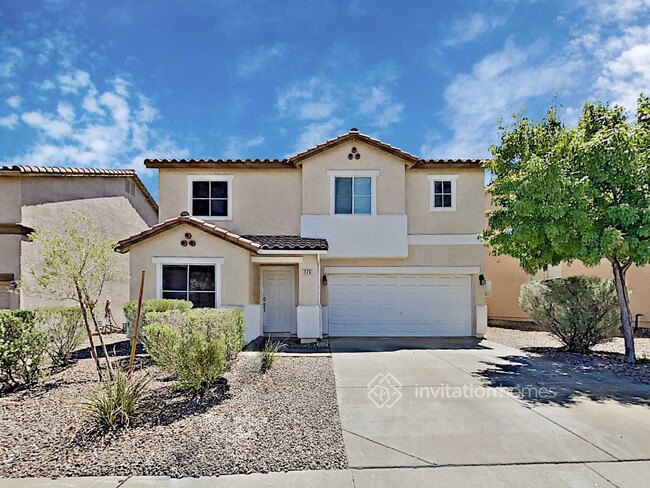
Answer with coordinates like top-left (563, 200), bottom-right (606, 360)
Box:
top-left (187, 175), bottom-right (233, 220)
top-left (335, 176), bottom-right (372, 214)
top-left (162, 264), bottom-right (216, 308)
top-left (429, 175), bottom-right (458, 212)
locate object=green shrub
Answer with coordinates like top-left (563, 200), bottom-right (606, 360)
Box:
top-left (520, 276), bottom-right (619, 353)
top-left (143, 310), bottom-right (227, 393)
top-left (124, 299), bottom-right (193, 338)
top-left (35, 307), bottom-right (85, 367)
top-left (0, 310), bottom-right (47, 389)
top-left (261, 339), bottom-right (285, 373)
top-left (83, 371), bottom-right (149, 429)
top-left (186, 308), bottom-right (245, 360)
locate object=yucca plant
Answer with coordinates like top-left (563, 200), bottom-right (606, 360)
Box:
top-left (83, 371), bottom-right (149, 429)
top-left (260, 339), bottom-right (285, 373)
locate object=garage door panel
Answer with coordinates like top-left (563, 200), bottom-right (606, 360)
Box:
top-left (328, 274), bottom-right (472, 337)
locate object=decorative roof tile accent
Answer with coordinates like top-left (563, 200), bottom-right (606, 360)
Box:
top-left (0, 165), bottom-right (158, 212)
top-left (242, 235), bottom-right (328, 251)
top-left (145, 158), bottom-right (292, 168)
top-left (115, 215), bottom-right (328, 254)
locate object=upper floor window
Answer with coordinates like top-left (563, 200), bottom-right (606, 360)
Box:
top-left (328, 170), bottom-right (379, 215)
top-left (187, 175), bottom-right (233, 220)
top-left (428, 174), bottom-right (458, 212)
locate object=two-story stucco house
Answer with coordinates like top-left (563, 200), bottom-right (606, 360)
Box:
top-left (116, 129), bottom-right (487, 343)
top-left (0, 166), bottom-right (159, 324)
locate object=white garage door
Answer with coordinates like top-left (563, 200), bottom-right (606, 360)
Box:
top-left (328, 274), bottom-right (472, 337)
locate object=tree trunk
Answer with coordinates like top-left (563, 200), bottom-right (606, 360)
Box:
top-left (610, 260), bottom-right (636, 365)
top-left (75, 283), bottom-right (103, 381)
top-left (88, 306), bottom-right (114, 381)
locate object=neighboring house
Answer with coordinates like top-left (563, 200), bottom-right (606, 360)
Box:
top-left (484, 193), bottom-right (650, 329)
top-left (0, 166), bottom-right (159, 324)
top-left (116, 129), bottom-right (487, 343)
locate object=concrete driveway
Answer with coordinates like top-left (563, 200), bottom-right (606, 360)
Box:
top-left (330, 337), bottom-right (650, 485)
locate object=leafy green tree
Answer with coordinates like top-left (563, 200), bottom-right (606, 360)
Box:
top-left (483, 95), bottom-right (650, 364)
top-left (21, 212), bottom-right (120, 379)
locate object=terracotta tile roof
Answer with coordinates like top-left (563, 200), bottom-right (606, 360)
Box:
top-left (143, 129), bottom-right (483, 169)
top-left (0, 165), bottom-right (159, 212)
top-left (115, 214), bottom-right (328, 254)
top-left (290, 128), bottom-right (420, 166)
top-left (412, 159), bottom-right (484, 168)
top-left (144, 158), bottom-right (293, 168)
top-left (242, 235), bottom-right (328, 251)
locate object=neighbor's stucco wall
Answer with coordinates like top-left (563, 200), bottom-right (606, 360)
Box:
top-left (127, 224), bottom-right (252, 306)
top-left (301, 141), bottom-right (406, 215)
top-left (157, 168), bottom-right (302, 234)
top-left (0, 177), bottom-right (23, 224)
top-left (407, 168), bottom-right (485, 235)
top-left (484, 251), bottom-right (531, 322)
top-left (20, 196), bottom-right (151, 324)
top-left (0, 234), bottom-right (22, 309)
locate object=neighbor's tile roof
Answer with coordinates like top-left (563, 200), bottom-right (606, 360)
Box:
top-left (242, 235), bottom-right (328, 251)
top-left (116, 214), bottom-right (328, 253)
top-left (0, 165), bottom-right (158, 212)
top-left (144, 129), bottom-right (484, 169)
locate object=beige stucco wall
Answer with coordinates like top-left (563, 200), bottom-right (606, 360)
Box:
top-left (0, 234), bottom-right (22, 309)
top-left (407, 168), bottom-right (485, 234)
top-left (127, 224), bottom-right (252, 306)
top-left (0, 177), bottom-right (23, 224)
top-left (301, 141), bottom-right (406, 215)
top-left (20, 196), bottom-right (151, 324)
top-left (157, 168), bottom-right (302, 234)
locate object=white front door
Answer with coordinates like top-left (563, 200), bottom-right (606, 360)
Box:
top-left (328, 274), bottom-right (472, 337)
top-left (262, 266), bottom-right (296, 334)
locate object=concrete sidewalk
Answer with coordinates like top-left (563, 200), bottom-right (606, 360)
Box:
top-left (2, 461), bottom-right (650, 487)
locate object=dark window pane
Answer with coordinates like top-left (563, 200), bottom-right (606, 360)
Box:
top-left (193, 181), bottom-right (209, 198)
top-left (211, 199), bottom-right (228, 216)
top-left (189, 292), bottom-right (216, 308)
top-left (335, 177), bottom-right (352, 214)
top-left (443, 195), bottom-right (452, 207)
top-left (193, 199), bottom-right (209, 216)
top-left (434, 181), bottom-right (442, 194)
top-left (434, 195), bottom-right (443, 207)
top-left (162, 265), bottom-right (187, 291)
top-left (443, 181), bottom-right (452, 193)
top-left (189, 265), bottom-right (215, 291)
top-left (211, 181), bottom-right (228, 198)
top-left (162, 291), bottom-right (188, 301)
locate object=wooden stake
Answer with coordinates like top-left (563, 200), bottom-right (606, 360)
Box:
top-left (128, 269), bottom-right (146, 375)
top-left (76, 282), bottom-right (103, 381)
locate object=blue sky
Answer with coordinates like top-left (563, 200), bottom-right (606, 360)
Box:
top-left (1, 0), bottom-right (649, 198)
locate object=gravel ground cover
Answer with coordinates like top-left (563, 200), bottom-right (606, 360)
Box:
top-left (486, 326), bottom-right (650, 385)
top-left (0, 336), bottom-right (347, 478)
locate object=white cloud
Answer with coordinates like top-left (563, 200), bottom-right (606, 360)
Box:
top-left (223, 135), bottom-right (265, 159)
top-left (6, 95), bottom-right (21, 109)
top-left (293, 118), bottom-right (344, 153)
top-left (58, 70), bottom-right (91, 93)
top-left (21, 111), bottom-right (73, 139)
top-left (444, 13), bottom-right (506, 47)
top-left (428, 1), bottom-right (650, 159)
top-left (0, 47), bottom-right (23, 78)
top-left (0, 114), bottom-right (18, 129)
top-left (357, 86), bottom-right (404, 128)
top-left (423, 39), bottom-right (581, 158)
top-left (236, 43), bottom-right (286, 77)
top-left (36, 79), bottom-right (56, 90)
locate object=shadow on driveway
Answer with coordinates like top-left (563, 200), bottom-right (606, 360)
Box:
top-left (475, 353), bottom-right (650, 407)
top-left (330, 336), bottom-right (489, 353)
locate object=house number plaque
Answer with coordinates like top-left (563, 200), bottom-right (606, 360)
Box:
top-left (302, 269), bottom-right (313, 275)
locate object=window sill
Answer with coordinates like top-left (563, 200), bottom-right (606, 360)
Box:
top-left (429, 208), bottom-right (456, 213)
